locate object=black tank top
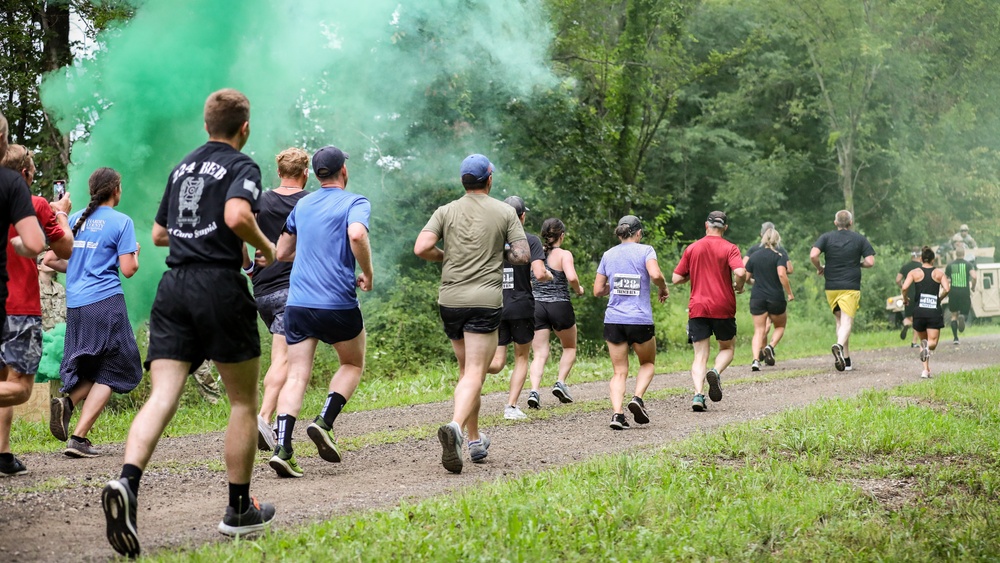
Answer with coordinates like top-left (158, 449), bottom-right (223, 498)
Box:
top-left (913, 266), bottom-right (942, 318)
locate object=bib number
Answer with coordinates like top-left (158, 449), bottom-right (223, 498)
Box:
top-left (503, 268), bottom-right (514, 290)
top-left (612, 274), bottom-right (641, 296)
top-left (918, 293), bottom-right (938, 309)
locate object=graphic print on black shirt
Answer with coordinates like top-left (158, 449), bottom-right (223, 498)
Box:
top-left (251, 189), bottom-right (308, 297)
top-left (501, 233), bottom-right (545, 320)
top-left (0, 167), bottom-right (38, 307)
top-left (156, 142), bottom-right (262, 268)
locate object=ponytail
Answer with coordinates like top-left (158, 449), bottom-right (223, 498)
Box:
top-left (539, 217), bottom-right (565, 257)
top-left (73, 167), bottom-right (121, 235)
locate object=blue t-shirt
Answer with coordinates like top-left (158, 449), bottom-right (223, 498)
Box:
top-left (285, 187), bottom-right (371, 310)
top-left (597, 242), bottom-right (657, 325)
top-left (66, 206), bottom-right (138, 308)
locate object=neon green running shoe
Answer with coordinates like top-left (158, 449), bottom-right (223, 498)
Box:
top-left (268, 446), bottom-right (303, 478)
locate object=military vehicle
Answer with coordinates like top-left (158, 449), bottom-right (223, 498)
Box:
top-left (886, 246), bottom-right (996, 324)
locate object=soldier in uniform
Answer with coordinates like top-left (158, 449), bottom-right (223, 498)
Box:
top-left (38, 262), bottom-right (66, 331)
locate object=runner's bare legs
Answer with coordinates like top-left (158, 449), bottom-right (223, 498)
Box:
top-left (258, 334), bottom-right (288, 423)
top-left (691, 338), bottom-right (711, 395)
top-left (714, 338), bottom-right (736, 373)
top-left (277, 338), bottom-right (320, 418)
top-left (451, 331), bottom-right (497, 442)
top-left (122, 360), bottom-right (190, 469)
top-left (505, 342), bottom-right (531, 406)
top-left (834, 310), bottom-right (854, 357)
top-left (329, 331), bottom-right (365, 399)
top-left (632, 337), bottom-right (656, 398)
top-left (0, 366), bottom-right (32, 407)
top-left (607, 341), bottom-right (629, 413)
top-left (68, 381), bottom-right (112, 438)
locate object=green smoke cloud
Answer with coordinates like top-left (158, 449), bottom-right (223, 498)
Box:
top-left (41, 0), bottom-right (555, 321)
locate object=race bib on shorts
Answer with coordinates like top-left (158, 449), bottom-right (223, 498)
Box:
top-left (503, 268), bottom-right (514, 290)
top-left (612, 273), bottom-right (641, 296)
top-left (918, 293), bottom-right (938, 309)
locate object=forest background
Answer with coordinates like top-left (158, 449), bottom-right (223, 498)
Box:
top-left (3, 0), bottom-right (999, 379)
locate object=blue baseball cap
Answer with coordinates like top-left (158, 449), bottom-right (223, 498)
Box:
top-left (313, 145), bottom-right (349, 178)
top-left (460, 154), bottom-right (493, 183)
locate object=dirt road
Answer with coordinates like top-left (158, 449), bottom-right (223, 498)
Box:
top-left (1, 335), bottom-right (997, 561)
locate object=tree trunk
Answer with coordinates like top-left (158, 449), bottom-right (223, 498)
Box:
top-left (39, 1), bottom-right (72, 187)
top-left (836, 136), bottom-right (855, 219)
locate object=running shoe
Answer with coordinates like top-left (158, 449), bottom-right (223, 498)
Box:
top-left (257, 415), bottom-right (276, 452)
top-left (65, 437), bottom-right (100, 458)
top-left (268, 446), bottom-right (304, 478)
top-left (900, 324), bottom-right (909, 340)
top-left (832, 343), bottom-right (846, 372)
top-left (504, 405), bottom-right (527, 420)
top-left (552, 381), bottom-right (573, 403)
top-left (920, 370), bottom-right (931, 379)
top-left (469, 433), bottom-right (490, 463)
top-left (958, 314), bottom-right (966, 333)
top-left (609, 413), bottom-right (630, 430)
top-left (218, 497), bottom-right (276, 537)
top-left (49, 397), bottom-right (72, 442)
top-left (751, 359), bottom-right (761, 372)
top-left (438, 421), bottom-right (463, 474)
top-left (307, 418), bottom-right (342, 463)
top-left (103, 477), bottom-right (140, 558)
top-left (527, 390), bottom-right (541, 409)
top-left (0, 455), bottom-right (27, 476)
top-left (692, 394), bottom-right (707, 412)
top-left (910, 342), bottom-right (919, 348)
top-left (627, 396), bottom-right (650, 424)
top-left (706, 368), bottom-right (723, 402)
top-left (919, 339), bottom-right (930, 362)
top-left (844, 357), bottom-right (853, 371)
top-left (758, 350), bottom-right (765, 362)
top-left (954, 339), bottom-right (960, 345)
top-left (763, 344), bottom-right (776, 366)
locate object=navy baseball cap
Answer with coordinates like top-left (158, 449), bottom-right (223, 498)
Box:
top-left (503, 195), bottom-right (529, 216)
top-left (460, 154), bottom-right (493, 182)
top-left (313, 145), bottom-right (349, 178)
top-left (707, 210), bottom-right (728, 228)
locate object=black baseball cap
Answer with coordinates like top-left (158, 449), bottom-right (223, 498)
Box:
top-left (313, 145), bottom-right (349, 178)
top-left (707, 210), bottom-right (728, 228)
top-left (503, 195), bottom-right (529, 216)
top-left (618, 215), bottom-right (642, 234)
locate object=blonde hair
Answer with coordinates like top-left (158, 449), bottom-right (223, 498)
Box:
top-left (276, 147), bottom-right (309, 179)
top-left (761, 227), bottom-right (782, 251)
top-left (1, 144), bottom-right (33, 173)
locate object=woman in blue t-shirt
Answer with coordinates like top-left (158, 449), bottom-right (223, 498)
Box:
top-left (43, 167), bottom-right (142, 458)
top-left (593, 216), bottom-right (668, 430)
top-left (744, 227), bottom-right (794, 371)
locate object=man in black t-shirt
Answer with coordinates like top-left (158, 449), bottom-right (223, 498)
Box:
top-left (0, 112), bottom-right (46, 331)
top-left (486, 196), bottom-right (551, 419)
top-left (810, 210), bottom-right (876, 372)
top-left (102, 90), bottom-right (277, 559)
top-left (945, 247), bottom-right (977, 345)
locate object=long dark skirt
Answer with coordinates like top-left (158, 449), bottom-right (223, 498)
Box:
top-left (60, 294), bottom-right (143, 394)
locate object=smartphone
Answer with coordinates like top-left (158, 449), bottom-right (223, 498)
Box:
top-left (53, 180), bottom-right (66, 201)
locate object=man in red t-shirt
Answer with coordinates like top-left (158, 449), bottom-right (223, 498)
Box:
top-left (0, 145), bottom-right (73, 476)
top-left (672, 211), bottom-right (746, 412)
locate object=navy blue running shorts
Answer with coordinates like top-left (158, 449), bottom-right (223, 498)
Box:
top-left (284, 305), bottom-right (364, 345)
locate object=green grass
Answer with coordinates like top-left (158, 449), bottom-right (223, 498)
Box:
top-left (147, 365), bottom-right (1000, 562)
top-left (11, 319), bottom-right (997, 455)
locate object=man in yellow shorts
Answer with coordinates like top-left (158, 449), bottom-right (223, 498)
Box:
top-left (810, 210), bottom-right (875, 371)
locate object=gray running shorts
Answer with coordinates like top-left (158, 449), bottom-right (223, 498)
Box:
top-left (0, 315), bottom-right (43, 375)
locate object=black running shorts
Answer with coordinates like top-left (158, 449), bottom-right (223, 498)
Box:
top-left (913, 315), bottom-right (944, 332)
top-left (498, 317), bottom-right (534, 346)
top-left (284, 305), bottom-right (364, 345)
top-left (687, 317), bottom-right (737, 343)
top-left (534, 301), bottom-right (576, 332)
top-left (439, 306), bottom-right (502, 341)
top-left (146, 267), bottom-right (261, 372)
top-left (948, 290), bottom-right (971, 317)
top-left (749, 298), bottom-right (787, 316)
top-left (603, 323), bottom-right (655, 346)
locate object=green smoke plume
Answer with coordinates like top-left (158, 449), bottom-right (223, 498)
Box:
top-left (41, 0), bottom-right (555, 321)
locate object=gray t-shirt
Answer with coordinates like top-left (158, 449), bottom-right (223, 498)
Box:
top-left (597, 242), bottom-right (657, 325)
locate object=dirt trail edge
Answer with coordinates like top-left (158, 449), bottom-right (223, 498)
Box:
top-left (2, 336), bottom-right (998, 561)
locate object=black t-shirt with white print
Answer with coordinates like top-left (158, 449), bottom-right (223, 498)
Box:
top-left (0, 167), bottom-right (37, 308)
top-left (156, 141), bottom-right (261, 269)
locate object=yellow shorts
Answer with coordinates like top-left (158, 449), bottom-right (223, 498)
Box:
top-left (826, 290), bottom-right (861, 318)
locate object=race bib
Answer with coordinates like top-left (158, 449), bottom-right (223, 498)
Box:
top-left (918, 293), bottom-right (938, 309)
top-left (502, 268), bottom-right (514, 290)
top-left (612, 273), bottom-right (641, 296)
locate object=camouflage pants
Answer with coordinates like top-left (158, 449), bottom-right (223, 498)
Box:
top-left (191, 361), bottom-right (222, 404)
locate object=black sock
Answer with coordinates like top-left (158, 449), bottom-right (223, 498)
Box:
top-left (951, 321), bottom-right (959, 340)
top-left (120, 464), bottom-right (143, 497)
top-left (0, 453), bottom-right (13, 462)
top-left (320, 392), bottom-right (347, 428)
top-left (229, 482), bottom-right (251, 513)
top-left (70, 434), bottom-right (86, 442)
top-left (66, 397), bottom-right (74, 409)
top-left (275, 414), bottom-right (296, 452)
top-left (844, 357), bottom-right (852, 368)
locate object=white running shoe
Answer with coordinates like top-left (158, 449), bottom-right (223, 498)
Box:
top-left (256, 415), bottom-right (276, 452)
top-left (504, 405), bottom-right (528, 420)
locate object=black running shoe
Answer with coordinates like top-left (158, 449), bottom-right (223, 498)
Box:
top-left (706, 368), bottom-right (723, 402)
top-left (832, 343), bottom-right (846, 371)
top-left (218, 497), bottom-right (276, 537)
top-left (0, 455), bottom-right (27, 476)
top-left (958, 314), bottom-right (966, 333)
top-left (900, 324), bottom-right (909, 340)
top-left (751, 359), bottom-right (761, 372)
top-left (762, 344), bottom-right (775, 366)
top-left (609, 413), bottom-right (629, 430)
top-left (627, 396), bottom-right (650, 424)
top-left (49, 397), bottom-right (72, 442)
top-left (527, 390), bottom-right (541, 409)
top-left (103, 477), bottom-right (140, 558)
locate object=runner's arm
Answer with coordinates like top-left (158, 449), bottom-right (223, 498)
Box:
top-left (119, 247), bottom-right (139, 279)
top-left (10, 216), bottom-right (45, 257)
top-left (276, 232), bottom-right (296, 262)
top-left (506, 239), bottom-right (530, 265)
top-left (778, 265), bottom-right (794, 301)
top-left (349, 222), bottom-right (373, 292)
top-left (531, 258), bottom-right (552, 283)
top-left (861, 255), bottom-right (875, 268)
top-left (414, 230), bottom-right (443, 262)
top-left (733, 266), bottom-right (747, 294)
top-left (671, 272), bottom-right (689, 285)
top-left (971, 269), bottom-right (978, 292)
top-left (936, 268), bottom-right (950, 298)
top-left (593, 273), bottom-right (610, 297)
top-left (900, 271), bottom-right (914, 303)
top-left (562, 251), bottom-right (585, 296)
top-left (646, 259), bottom-right (669, 303)
top-left (152, 221), bottom-right (169, 246)
top-left (810, 247), bottom-right (824, 275)
top-left (49, 196), bottom-right (74, 259)
top-left (41, 249), bottom-right (67, 273)
top-left (225, 198), bottom-right (275, 267)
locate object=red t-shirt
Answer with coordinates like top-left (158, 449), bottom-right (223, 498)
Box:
top-left (674, 235), bottom-right (743, 319)
top-left (6, 196), bottom-right (65, 316)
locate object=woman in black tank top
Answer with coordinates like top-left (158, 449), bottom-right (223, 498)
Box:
top-left (901, 246), bottom-right (951, 379)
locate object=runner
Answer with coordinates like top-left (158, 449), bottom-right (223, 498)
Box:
top-left (267, 145), bottom-right (372, 478)
top-left (102, 89), bottom-right (276, 558)
top-left (672, 211), bottom-right (745, 412)
top-left (743, 221), bottom-right (793, 361)
top-left (945, 246), bottom-right (977, 345)
top-left (809, 210), bottom-right (875, 372)
top-left (414, 153), bottom-right (528, 473)
top-left (529, 217), bottom-right (585, 407)
top-left (896, 248), bottom-right (921, 347)
top-left (744, 226), bottom-right (793, 371)
top-left (486, 195), bottom-right (550, 420)
top-left (594, 215), bottom-right (668, 429)
top-left (901, 246), bottom-right (950, 378)
top-left (248, 147), bottom-right (310, 452)
top-left (41, 167), bottom-right (142, 458)
top-left (0, 145), bottom-right (72, 477)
